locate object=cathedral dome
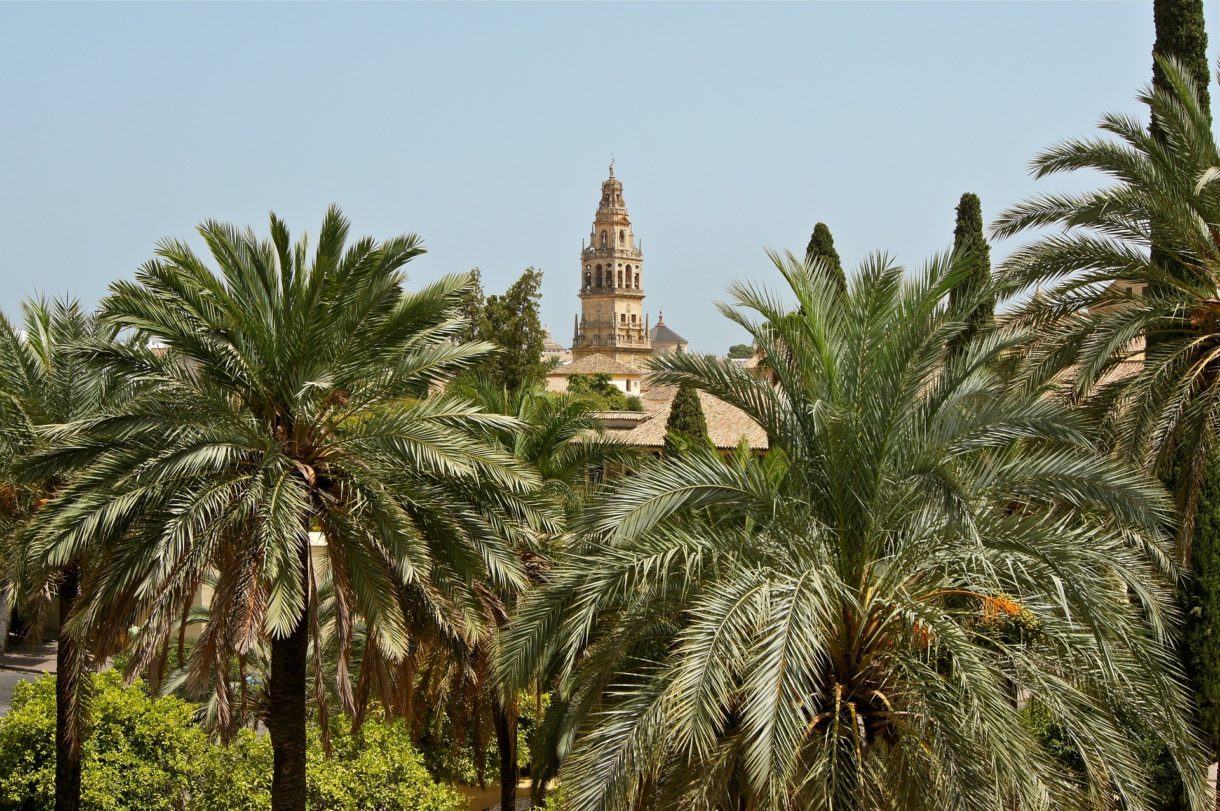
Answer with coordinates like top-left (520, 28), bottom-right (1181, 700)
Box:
top-left (649, 312), bottom-right (688, 355)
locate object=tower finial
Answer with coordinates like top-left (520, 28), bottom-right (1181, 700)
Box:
top-left (609, 156), bottom-right (615, 178)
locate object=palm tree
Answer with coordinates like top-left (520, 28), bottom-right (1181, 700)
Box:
top-left (424, 380), bottom-right (640, 810)
top-left (990, 57), bottom-right (1220, 555)
top-left (456, 380), bottom-right (640, 516)
top-left (22, 207), bottom-right (548, 811)
top-left (497, 251), bottom-right (1208, 810)
top-left (0, 298), bottom-right (121, 811)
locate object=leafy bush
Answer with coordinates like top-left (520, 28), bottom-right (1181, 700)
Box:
top-left (194, 715), bottom-right (466, 811)
top-left (306, 716), bottom-right (463, 811)
top-left (0, 676), bottom-right (57, 808)
top-left (0, 672), bottom-right (464, 811)
top-left (417, 697), bottom-right (537, 787)
top-left (565, 373), bottom-right (642, 411)
top-left (190, 729), bottom-right (271, 811)
top-left (0, 671), bottom-right (208, 811)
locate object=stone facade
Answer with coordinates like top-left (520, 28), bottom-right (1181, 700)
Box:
top-left (571, 163), bottom-right (654, 367)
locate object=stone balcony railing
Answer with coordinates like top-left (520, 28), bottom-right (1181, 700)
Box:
top-left (580, 285), bottom-right (645, 296)
top-left (574, 329), bottom-right (651, 348)
top-left (581, 244), bottom-right (643, 260)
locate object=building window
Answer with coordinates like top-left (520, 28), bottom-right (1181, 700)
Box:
top-left (620, 313), bottom-right (626, 323)
top-left (619, 229), bottom-right (625, 244)
top-left (634, 272), bottom-right (640, 288)
top-left (631, 313), bottom-right (636, 322)
top-left (596, 265), bottom-right (603, 287)
top-left (617, 270), bottom-right (623, 287)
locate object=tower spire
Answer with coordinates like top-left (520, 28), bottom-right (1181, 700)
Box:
top-left (572, 163), bottom-right (650, 367)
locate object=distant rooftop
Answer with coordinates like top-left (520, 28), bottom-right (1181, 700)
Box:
top-left (547, 352), bottom-right (642, 377)
top-left (599, 385), bottom-right (767, 450)
top-left (648, 312), bottom-right (687, 346)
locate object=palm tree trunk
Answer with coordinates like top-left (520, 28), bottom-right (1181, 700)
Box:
top-left (493, 698), bottom-right (517, 811)
top-left (0, 582), bottom-right (12, 654)
top-left (269, 546), bottom-right (310, 811)
top-left (55, 565), bottom-right (81, 811)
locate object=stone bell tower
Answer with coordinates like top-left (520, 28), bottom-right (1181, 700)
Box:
top-left (571, 162), bottom-right (653, 367)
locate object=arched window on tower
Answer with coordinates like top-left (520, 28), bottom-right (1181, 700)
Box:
top-left (634, 271), bottom-right (640, 288)
top-left (617, 270), bottom-right (623, 287)
top-left (595, 265), bottom-right (603, 287)
top-left (619, 230), bottom-right (625, 244)
top-left (600, 230), bottom-right (607, 247)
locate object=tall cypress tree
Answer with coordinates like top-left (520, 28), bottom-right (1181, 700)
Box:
top-left (805, 222), bottom-right (847, 296)
top-left (948, 193), bottom-right (993, 356)
top-left (1149, 4), bottom-right (1215, 807)
top-left (454, 268), bottom-right (486, 343)
top-left (1186, 452), bottom-right (1220, 750)
top-left (1153, 0), bottom-right (1211, 131)
top-left (1149, 0), bottom-right (1211, 293)
top-left (663, 381), bottom-right (710, 456)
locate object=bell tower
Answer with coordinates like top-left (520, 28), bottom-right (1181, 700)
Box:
top-left (572, 162), bottom-right (653, 367)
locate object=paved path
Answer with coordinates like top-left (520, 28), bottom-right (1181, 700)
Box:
top-left (0, 641), bottom-right (56, 715)
top-left (456, 779), bottom-right (534, 811)
top-left (0, 668), bottom-right (38, 714)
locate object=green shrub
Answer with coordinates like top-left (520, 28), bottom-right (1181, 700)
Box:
top-left (535, 784), bottom-right (570, 810)
top-left (0, 676), bottom-right (56, 809)
top-left (0, 672), bottom-right (463, 811)
top-left (306, 715), bottom-right (463, 811)
top-left (0, 671), bottom-right (208, 811)
top-left (565, 374), bottom-right (642, 412)
top-left (191, 729), bottom-right (271, 811)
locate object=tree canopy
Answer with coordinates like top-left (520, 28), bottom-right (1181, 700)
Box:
top-left (566, 373), bottom-right (642, 412)
top-left (804, 222), bottom-right (846, 295)
top-left (499, 250), bottom-right (1205, 811)
top-left (22, 208), bottom-right (546, 811)
top-left (948, 193), bottom-right (993, 355)
top-left (662, 380), bottom-right (709, 456)
top-left (726, 344), bottom-right (754, 359)
top-left (457, 268), bottom-right (547, 391)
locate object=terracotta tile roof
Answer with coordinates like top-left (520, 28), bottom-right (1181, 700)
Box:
top-left (596, 389), bottom-right (768, 450)
top-left (546, 353), bottom-right (643, 377)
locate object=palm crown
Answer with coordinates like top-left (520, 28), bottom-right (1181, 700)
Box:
top-left (499, 251), bottom-right (1206, 811)
top-left (0, 299), bottom-right (118, 606)
top-left (992, 57), bottom-right (1220, 549)
top-left (23, 207), bottom-right (548, 807)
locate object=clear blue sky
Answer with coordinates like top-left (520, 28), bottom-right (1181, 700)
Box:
top-left (1, 1), bottom-right (1216, 352)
